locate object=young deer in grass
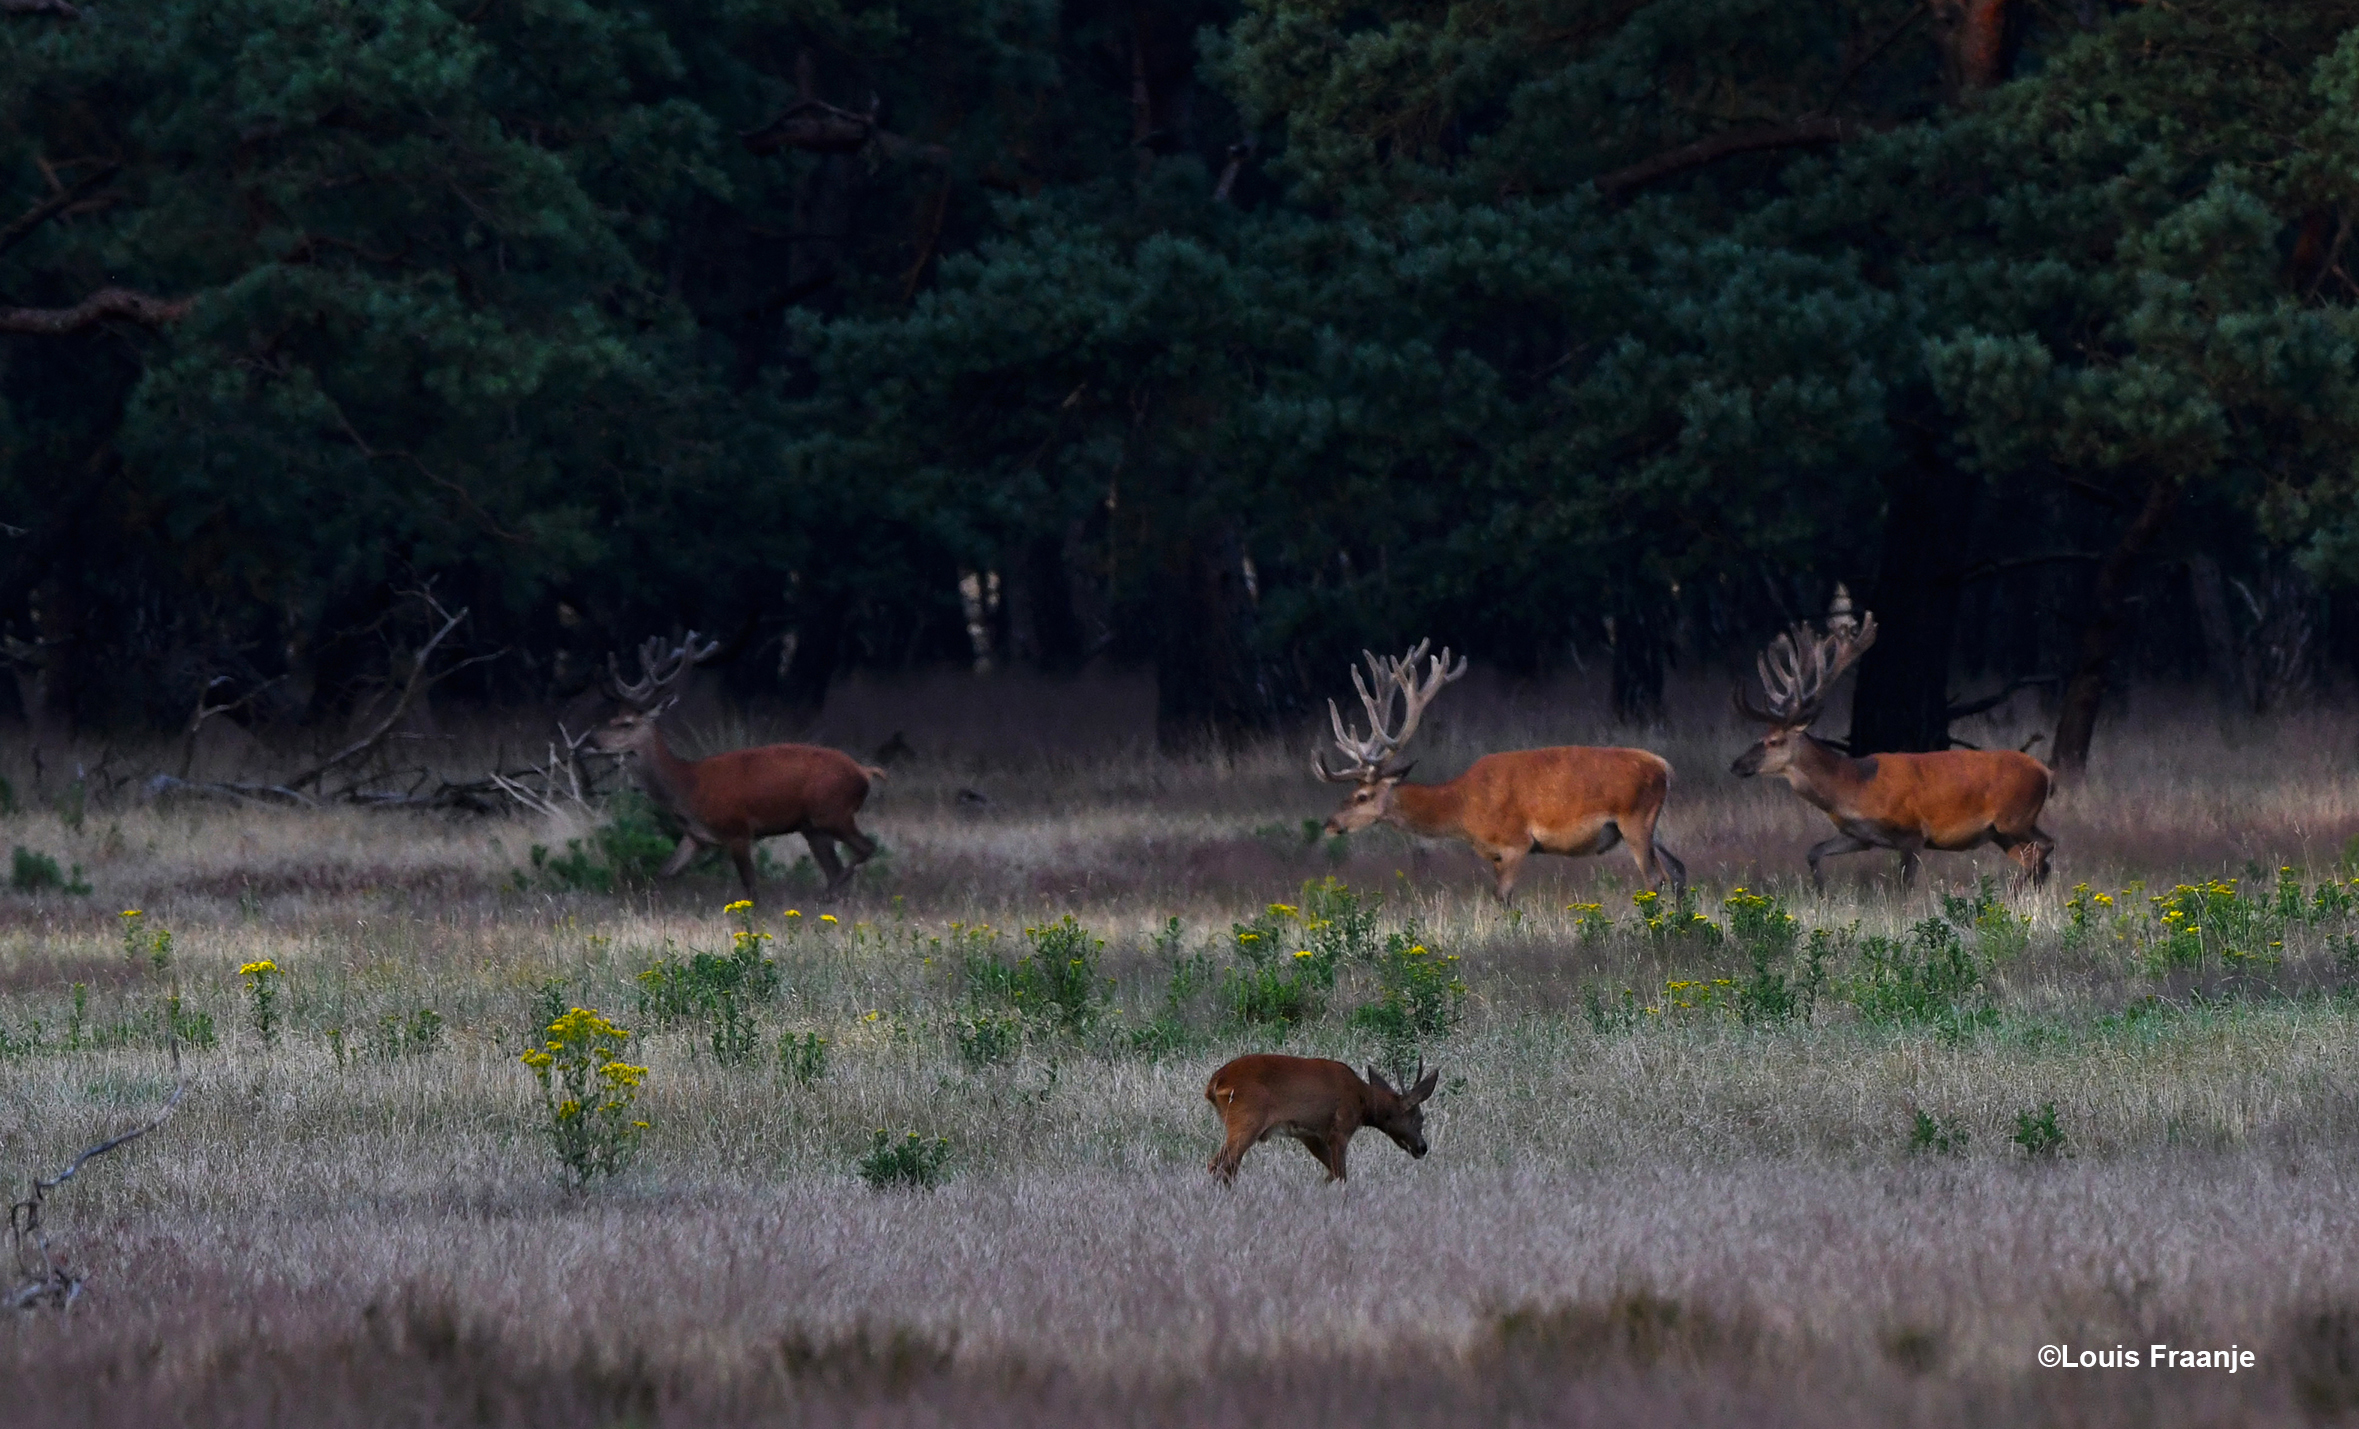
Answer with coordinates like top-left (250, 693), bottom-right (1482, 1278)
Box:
top-left (588, 633), bottom-right (883, 901)
top-left (1204, 1053), bottom-right (1439, 1184)
top-left (1315, 641), bottom-right (1687, 905)
top-left (1730, 592), bottom-right (2056, 891)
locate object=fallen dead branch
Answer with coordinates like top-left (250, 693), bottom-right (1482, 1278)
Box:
top-left (9, 1076), bottom-right (183, 1312)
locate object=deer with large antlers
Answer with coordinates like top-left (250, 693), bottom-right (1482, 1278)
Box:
top-left (1316, 641), bottom-right (1687, 905)
top-left (1730, 590), bottom-right (2055, 890)
top-left (587, 633), bottom-right (883, 900)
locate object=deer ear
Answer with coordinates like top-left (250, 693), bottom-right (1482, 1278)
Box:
top-left (1365, 1065), bottom-right (1394, 1095)
top-left (650, 692), bottom-right (681, 718)
top-left (1382, 761), bottom-right (1415, 784)
top-left (1408, 1067), bottom-right (1440, 1105)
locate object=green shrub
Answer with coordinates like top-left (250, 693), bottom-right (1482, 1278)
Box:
top-left (955, 1012), bottom-right (1020, 1066)
top-left (1583, 985), bottom-right (1641, 1035)
top-left (778, 1030), bottom-right (828, 1085)
top-left (1909, 1110), bottom-right (1970, 1157)
top-left (858, 1129), bottom-right (951, 1190)
top-left (2012, 1103), bottom-right (2067, 1159)
top-left (1726, 889), bottom-right (1823, 1026)
top-left (527, 838), bottom-right (613, 893)
top-left (1852, 919), bottom-right (1988, 1030)
top-left (371, 1007), bottom-right (444, 1061)
top-left (10, 846), bottom-right (90, 895)
top-left (636, 905), bottom-right (781, 1066)
top-left (963, 915), bottom-right (1107, 1031)
top-left (1349, 926), bottom-right (1466, 1082)
top-left (1633, 887), bottom-right (1720, 945)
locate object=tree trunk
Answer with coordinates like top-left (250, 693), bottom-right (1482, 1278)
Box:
top-left (1153, 528), bottom-right (1267, 752)
top-left (1607, 596), bottom-right (1667, 726)
top-left (1005, 532), bottom-right (1086, 671)
top-left (2051, 472), bottom-right (2180, 773)
top-left (1847, 456), bottom-right (1980, 754)
top-left (780, 589), bottom-right (848, 713)
top-left (2186, 554), bottom-right (2248, 708)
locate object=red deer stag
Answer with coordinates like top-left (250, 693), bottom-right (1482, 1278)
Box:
top-left (589, 633), bottom-right (883, 901)
top-left (1205, 1053), bottom-right (1439, 1184)
top-left (1316, 641), bottom-right (1688, 904)
top-left (1730, 599), bottom-right (2055, 890)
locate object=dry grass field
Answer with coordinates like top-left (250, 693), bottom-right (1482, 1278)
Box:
top-left (6, 670), bottom-right (2359, 1426)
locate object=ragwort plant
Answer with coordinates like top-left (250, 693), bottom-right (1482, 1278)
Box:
top-left (238, 959), bottom-right (282, 1045)
top-left (518, 1007), bottom-right (649, 1189)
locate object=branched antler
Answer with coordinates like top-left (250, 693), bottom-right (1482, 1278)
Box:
top-left (1312, 639), bottom-right (1467, 782)
top-left (603, 631), bottom-right (721, 712)
top-left (1735, 585), bottom-right (1878, 728)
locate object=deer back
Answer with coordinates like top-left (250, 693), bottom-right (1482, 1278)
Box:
top-left (1395, 746), bottom-right (1669, 844)
top-left (1205, 1054), bottom-right (1370, 1133)
top-left (666, 742), bottom-right (876, 841)
top-left (1845, 747), bottom-right (2051, 838)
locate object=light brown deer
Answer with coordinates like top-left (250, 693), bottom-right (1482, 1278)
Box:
top-left (588, 633), bottom-right (883, 900)
top-left (1315, 642), bottom-right (1687, 905)
top-left (1204, 1053), bottom-right (1439, 1184)
top-left (1730, 597), bottom-right (2055, 890)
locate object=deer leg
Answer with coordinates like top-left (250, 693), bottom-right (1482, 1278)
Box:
top-left (1322, 1128), bottom-right (1351, 1182)
top-left (805, 834), bottom-right (849, 891)
top-left (1899, 849), bottom-right (1922, 887)
top-left (725, 840), bottom-right (758, 897)
top-left (1295, 1133), bottom-right (1338, 1180)
top-left (658, 836), bottom-right (702, 879)
top-left (1805, 833), bottom-right (1875, 894)
top-left (834, 824), bottom-right (878, 874)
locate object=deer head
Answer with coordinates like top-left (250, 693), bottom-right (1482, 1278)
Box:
top-left (1364, 1062), bottom-right (1441, 1158)
top-left (1730, 587), bottom-right (1877, 777)
top-left (589, 631), bottom-right (721, 757)
top-left (1315, 640), bottom-right (1467, 834)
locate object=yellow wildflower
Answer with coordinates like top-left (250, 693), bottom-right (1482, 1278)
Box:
top-left (723, 899), bottom-right (754, 915)
top-left (821, 914), bottom-right (838, 924)
top-left (238, 959), bottom-right (279, 978)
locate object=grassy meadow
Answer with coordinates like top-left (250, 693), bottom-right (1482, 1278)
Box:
top-left (6, 669), bottom-right (2359, 1426)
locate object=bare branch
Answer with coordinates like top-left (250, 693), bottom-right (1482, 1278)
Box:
top-left (0, 0), bottom-right (80, 17)
top-left (11, 1081), bottom-right (182, 1311)
top-left (0, 163), bottom-right (117, 257)
top-left (741, 98), bottom-right (950, 164)
top-left (1594, 117), bottom-right (1856, 202)
top-left (0, 287), bottom-right (191, 336)
top-left (285, 593), bottom-right (496, 793)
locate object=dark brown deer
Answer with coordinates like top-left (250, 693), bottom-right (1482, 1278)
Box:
top-left (1204, 1054), bottom-right (1439, 1184)
top-left (1730, 595), bottom-right (2056, 890)
top-left (588, 633), bottom-right (883, 900)
top-left (1316, 641), bottom-right (1687, 904)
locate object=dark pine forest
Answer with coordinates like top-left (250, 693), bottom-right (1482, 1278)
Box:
top-left (7, 0), bottom-right (2359, 764)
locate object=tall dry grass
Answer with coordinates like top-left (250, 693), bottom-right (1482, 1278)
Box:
top-left (3, 671), bottom-right (2358, 1424)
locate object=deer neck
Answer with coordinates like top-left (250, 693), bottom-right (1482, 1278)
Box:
top-left (1781, 734), bottom-right (1873, 812)
top-left (630, 724), bottom-right (697, 808)
top-left (1386, 780), bottom-right (1466, 838)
